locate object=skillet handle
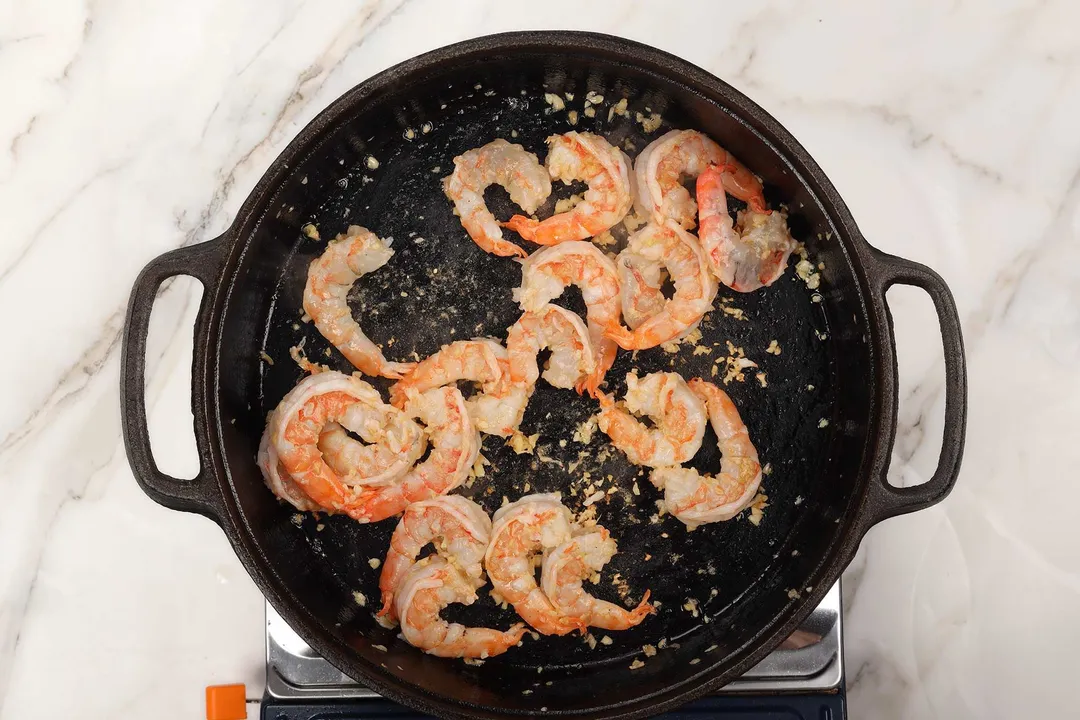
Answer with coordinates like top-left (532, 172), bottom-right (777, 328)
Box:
top-left (863, 249), bottom-right (967, 526)
top-left (121, 237), bottom-right (229, 522)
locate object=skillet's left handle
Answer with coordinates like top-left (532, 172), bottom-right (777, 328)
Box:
top-left (121, 236), bottom-right (229, 522)
top-left (862, 249), bottom-right (967, 526)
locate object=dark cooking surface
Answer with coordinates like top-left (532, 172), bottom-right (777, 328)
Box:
top-left (215, 45), bottom-right (870, 712)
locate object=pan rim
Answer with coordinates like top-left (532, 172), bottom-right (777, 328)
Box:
top-left (207, 30), bottom-right (891, 719)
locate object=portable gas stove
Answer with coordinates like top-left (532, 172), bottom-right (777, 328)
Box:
top-left (260, 582), bottom-right (845, 719)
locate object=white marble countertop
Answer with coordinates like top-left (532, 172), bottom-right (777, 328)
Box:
top-left (2, 1), bottom-right (1078, 718)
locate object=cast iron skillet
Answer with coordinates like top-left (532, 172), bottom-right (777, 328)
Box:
top-left (120, 32), bottom-right (966, 719)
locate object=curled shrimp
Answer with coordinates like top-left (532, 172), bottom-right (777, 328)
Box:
top-left (541, 528), bottom-right (654, 631)
top-left (605, 221), bottom-right (718, 350)
top-left (396, 556), bottom-right (526, 659)
top-left (389, 339), bottom-right (526, 437)
top-left (317, 424), bottom-right (412, 485)
top-left (258, 426), bottom-right (321, 512)
top-left (443, 139), bottom-right (552, 258)
top-left (513, 241), bottom-right (621, 395)
top-left (484, 493), bottom-right (583, 636)
top-left (634, 129), bottom-right (766, 229)
top-left (503, 132), bottom-right (633, 245)
top-left (353, 386), bottom-right (481, 523)
top-left (303, 226), bottom-right (415, 379)
top-left (597, 371), bottom-right (707, 468)
top-left (617, 250), bottom-right (668, 331)
top-left (506, 303), bottom-right (596, 394)
top-left (316, 390), bottom-right (428, 486)
top-left (271, 374), bottom-right (479, 523)
top-left (650, 378), bottom-right (761, 528)
top-left (697, 163), bottom-right (795, 292)
top-left (260, 373), bottom-right (426, 510)
top-left (378, 496), bottom-right (491, 624)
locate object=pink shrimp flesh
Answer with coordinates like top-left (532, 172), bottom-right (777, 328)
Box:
top-left (303, 226), bottom-right (415, 379)
top-left (443, 139), bottom-right (551, 258)
top-left (541, 528), bottom-right (654, 631)
top-left (634, 129), bottom-right (766, 229)
top-left (513, 241), bottom-right (621, 396)
top-left (697, 163), bottom-right (795, 292)
top-left (379, 495), bottom-right (491, 624)
top-left (650, 378), bottom-right (762, 528)
top-left (396, 557), bottom-right (526, 658)
top-left (504, 132), bottom-right (632, 245)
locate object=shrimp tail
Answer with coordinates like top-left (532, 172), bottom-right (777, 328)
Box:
top-left (382, 361), bottom-right (418, 380)
top-left (602, 323), bottom-right (638, 350)
top-left (595, 390), bottom-right (616, 411)
top-left (575, 371), bottom-right (605, 398)
top-left (502, 215), bottom-right (539, 241)
top-left (491, 239), bottom-right (530, 258)
top-left (706, 162), bottom-right (769, 215)
top-left (632, 589), bottom-right (656, 620)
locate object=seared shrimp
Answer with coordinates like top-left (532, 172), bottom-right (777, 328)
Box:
top-left (650, 379), bottom-right (761, 528)
top-left (514, 241), bottom-right (621, 395)
top-left (506, 304), bottom-right (596, 393)
top-left (697, 163), bottom-right (795, 292)
top-left (617, 250), bottom-right (668, 330)
top-left (355, 386), bottom-right (481, 523)
top-left (396, 556), bottom-right (526, 659)
top-left (260, 373), bottom-right (426, 509)
top-left (303, 226), bottom-right (415, 379)
top-left (271, 374), bottom-right (478, 522)
top-left (606, 221), bottom-right (718, 349)
top-left (541, 528), bottom-right (653, 631)
top-left (379, 496), bottom-right (492, 624)
top-left (485, 493), bottom-right (582, 636)
top-left (317, 392), bottom-right (427, 486)
top-left (443, 139), bottom-right (552, 258)
top-left (258, 425), bottom-right (321, 512)
top-left (504, 132), bottom-right (632, 245)
top-left (634, 129), bottom-right (766, 229)
top-left (390, 339), bottom-right (526, 437)
top-left (597, 371), bottom-right (707, 468)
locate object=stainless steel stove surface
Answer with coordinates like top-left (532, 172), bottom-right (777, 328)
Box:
top-left (264, 581), bottom-right (843, 702)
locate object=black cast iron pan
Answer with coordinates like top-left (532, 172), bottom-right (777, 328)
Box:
top-left (120, 32), bottom-right (966, 719)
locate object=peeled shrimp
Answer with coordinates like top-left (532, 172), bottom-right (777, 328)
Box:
top-left (605, 221), bottom-right (718, 349)
top-left (389, 339), bottom-right (527, 437)
top-left (396, 556), bottom-right (526, 659)
top-left (353, 386), bottom-right (481, 522)
top-left (617, 249), bottom-right (668, 331)
top-left (303, 226), bottom-right (415, 379)
top-left (258, 425), bottom-right (321, 512)
top-left (650, 378), bottom-right (761, 528)
top-left (379, 496), bottom-right (492, 624)
top-left (504, 132), bottom-right (632, 245)
top-left (597, 371), bottom-right (707, 468)
top-left (443, 139), bottom-right (552, 258)
top-left (541, 528), bottom-right (653, 631)
top-left (271, 374), bottom-right (478, 522)
top-left (514, 241), bottom-right (621, 395)
top-left (316, 392), bottom-right (427, 486)
top-left (633, 129), bottom-right (766, 229)
top-left (484, 493), bottom-right (583, 636)
top-left (697, 163), bottom-right (795, 292)
top-left (506, 304), bottom-right (596, 394)
top-left (260, 373), bottom-right (426, 510)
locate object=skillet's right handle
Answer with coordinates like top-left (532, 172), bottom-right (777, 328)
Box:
top-left (121, 237), bottom-right (228, 522)
top-left (862, 249), bottom-right (968, 526)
